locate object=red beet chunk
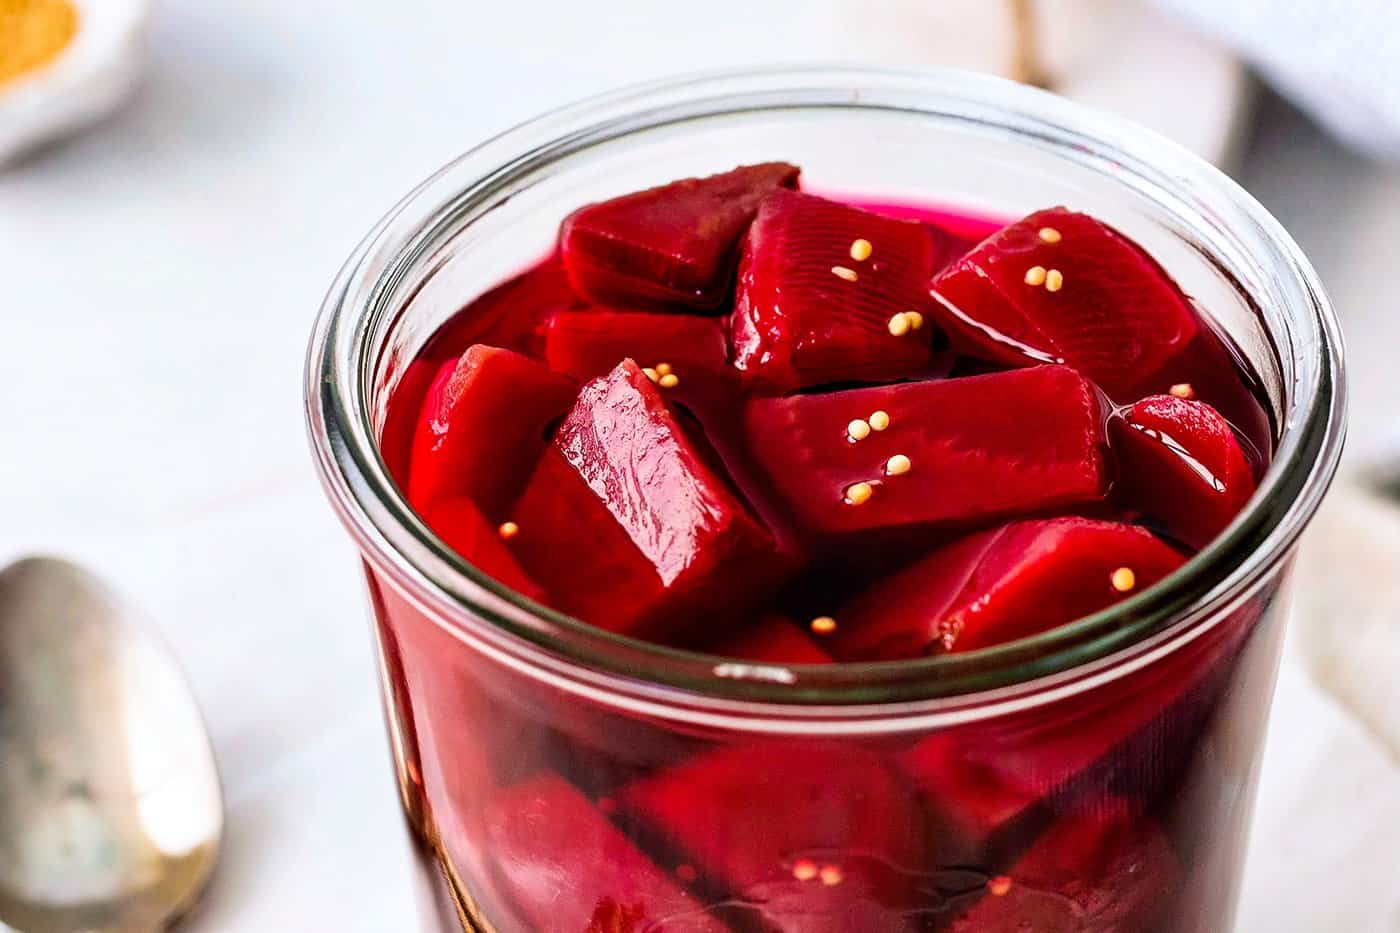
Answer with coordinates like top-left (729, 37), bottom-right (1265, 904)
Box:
top-left (897, 609), bottom-right (1248, 863)
top-left (423, 497), bottom-right (545, 601)
top-left (711, 614), bottom-right (832, 665)
top-left (510, 360), bottom-right (784, 641)
top-left (743, 366), bottom-right (1109, 542)
top-left (418, 254), bottom-right (582, 362)
top-left (947, 802), bottom-right (1180, 932)
top-left (381, 358), bottom-right (438, 488)
top-left (484, 775), bottom-right (728, 933)
top-left (729, 189), bottom-right (941, 392)
top-left (838, 199), bottom-right (991, 276)
top-left (406, 346), bottom-right (576, 516)
top-left (929, 207), bottom-right (1200, 398)
top-left (832, 518), bottom-right (1185, 661)
top-left (905, 739), bottom-right (1042, 867)
top-left (1112, 394), bottom-right (1257, 549)
top-left (928, 226), bottom-right (986, 277)
top-left (544, 310), bottom-right (728, 382)
top-left (1125, 329), bottom-right (1274, 467)
top-left (620, 743), bottom-right (926, 932)
top-left (561, 162), bottom-right (800, 310)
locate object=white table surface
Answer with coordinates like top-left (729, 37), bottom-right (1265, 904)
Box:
top-left (4, 2), bottom-right (1399, 930)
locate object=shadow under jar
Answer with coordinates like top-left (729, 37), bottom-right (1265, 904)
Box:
top-left (305, 68), bottom-right (1345, 932)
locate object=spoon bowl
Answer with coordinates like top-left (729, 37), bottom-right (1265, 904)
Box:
top-left (0, 557), bottom-right (222, 932)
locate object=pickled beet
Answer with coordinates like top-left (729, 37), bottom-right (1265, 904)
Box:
top-left (406, 345), bottom-right (576, 515)
top-left (743, 366), bottom-right (1109, 542)
top-left (422, 497), bottom-right (545, 601)
top-left (380, 358), bottom-right (437, 486)
top-left (544, 309), bottom-right (728, 382)
top-left (946, 801), bottom-right (1180, 932)
top-left (830, 518), bottom-right (1186, 660)
top-left (709, 614), bottom-right (832, 665)
top-left (561, 162), bottom-right (799, 310)
top-left (930, 207), bottom-right (1199, 398)
top-left (899, 613), bottom-right (1248, 858)
top-left (729, 189), bottom-right (941, 391)
top-left (1112, 394), bottom-right (1257, 549)
top-left (509, 360), bottom-right (784, 641)
top-left (412, 253), bottom-right (581, 363)
top-left (484, 775), bottom-right (728, 932)
top-left (620, 744), bottom-right (926, 931)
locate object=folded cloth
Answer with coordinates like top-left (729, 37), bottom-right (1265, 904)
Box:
top-left (1241, 659), bottom-right (1400, 932)
top-left (1156, 0), bottom-right (1400, 161)
top-left (1293, 481), bottom-right (1400, 760)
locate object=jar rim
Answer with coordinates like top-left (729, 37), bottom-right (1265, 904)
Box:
top-left (305, 66), bottom-right (1346, 714)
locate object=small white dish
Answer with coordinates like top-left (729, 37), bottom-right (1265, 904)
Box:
top-left (0, 0), bottom-right (150, 167)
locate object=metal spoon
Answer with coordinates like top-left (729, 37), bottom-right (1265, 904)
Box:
top-left (0, 557), bottom-right (222, 932)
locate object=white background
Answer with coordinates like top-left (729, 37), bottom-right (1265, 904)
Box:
top-left (3, 1), bottom-right (1400, 929)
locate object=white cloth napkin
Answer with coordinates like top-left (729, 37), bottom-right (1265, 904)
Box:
top-left (1239, 484), bottom-right (1400, 930)
top-left (1156, 0), bottom-right (1400, 161)
top-left (1241, 659), bottom-right (1400, 931)
top-left (1292, 484), bottom-right (1400, 760)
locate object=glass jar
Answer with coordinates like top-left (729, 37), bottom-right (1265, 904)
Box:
top-left (305, 68), bottom-right (1345, 931)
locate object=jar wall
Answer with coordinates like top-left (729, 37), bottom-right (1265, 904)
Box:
top-left (366, 555), bottom-right (1291, 931)
top-left (306, 69), bottom-right (1342, 933)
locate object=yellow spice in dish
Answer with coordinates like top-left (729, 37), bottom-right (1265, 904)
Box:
top-left (0, 0), bottom-right (78, 88)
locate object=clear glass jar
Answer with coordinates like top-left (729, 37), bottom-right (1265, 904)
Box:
top-left (305, 68), bottom-right (1345, 931)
